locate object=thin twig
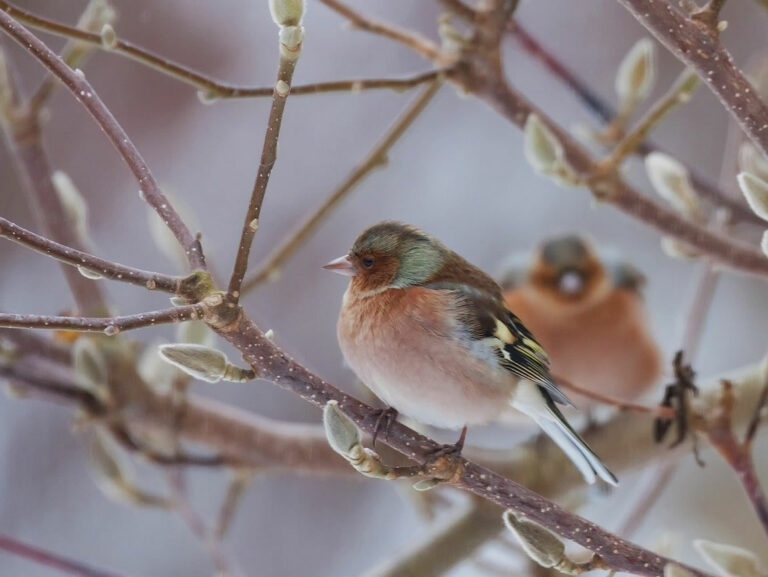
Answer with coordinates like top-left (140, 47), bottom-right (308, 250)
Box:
top-left (508, 21), bottom-right (764, 227)
top-left (0, 10), bottom-right (205, 269)
top-left (617, 456), bottom-right (681, 538)
top-left (318, 0), bottom-right (442, 61)
top-left (618, 0), bottom-right (768, 158)
top-left (0, 216), bottom-right (180, 293)
top-left (745, 380), bottom-right (768, 447)
top-left (0, 51), bottom-right (109, 315)
top-left (0, 1), bottom-right (440, 100)
top-left (552, 373), bottom-right (675, 418)
top-left (226, 26), bottom-right (301, 301)
top-left (166, 469), bottom-right (240, 577)
top-left (598, 71), bottom-right (698, 172)
top-left (242, 77), bottom-right (443, 292)
top-left (0, 305), bottom-right (203, 335)
top-left (704, 380), bottom-right (768, 537)
top-left (0, 533), bottom-right (129, 577)
top-left (215, 469), bottom-right (255, 539)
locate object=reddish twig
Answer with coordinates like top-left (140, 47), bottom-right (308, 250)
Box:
top-left (552, 373), bottom-right (676, 418)
top-left (318, 0), bottom-right (442, 61)
top-left (0, 305), bottom-right (203, 335)
top-left (0, 217), bottom-right (180, 293)
top-left (0, 10), bottom-right (205, 270)
top-left (0, 533), bottom-right (130, 577)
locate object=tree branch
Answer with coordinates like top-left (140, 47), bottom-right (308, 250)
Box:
top-left (242, 77), bottom-right (443, 292)
top-left (0, 1), bottom-right (440, 100)
top-left (617, 0), bottom-right (768, 158)
top-left (0, 10), bottom-right (206, 270)
top-left (213, 308), bottom-right (715, 577)
top-left (226, 21), bottom-right (302, 301)
top-left (0, 216), bottom-right (180, 293)
top-left (0, 533), bottom-right (129, 577)
top-left (505, 21), bottom-right (764, 227)
top-left (0, 305), bottom-right (203, 335)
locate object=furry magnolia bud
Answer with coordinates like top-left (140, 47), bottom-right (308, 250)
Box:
top-left (323, 400), bottom-right (360, 456)
top-left (73, 338), bottom-right (111, 403)
top-left (646, 153), bottom-right (702, 220)
top-left (738, 143), bottom-right (768, 182)
top-left (664, 564), bottom-right (695, 577)
top-left (694, 540), bottom-right (765, 577)
top-left (616, 38), bottom-right (656, 109)
top-left (52, 170), bottom-right (91, 246)
top-left (737, 172), bottom-right (768, 222)
top-left (158, 343), bottom-right (228, 382)
top-left (524, 114), bottom-right (564, 174)
top-left (270, 0), bottom-right (305, 27)
top-left (503, 511), bottom-right (565, 568)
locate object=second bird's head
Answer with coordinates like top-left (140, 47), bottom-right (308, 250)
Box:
top-left (323, 221), bottom-right (446, 295)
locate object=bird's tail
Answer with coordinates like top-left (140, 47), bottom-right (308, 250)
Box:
top-left (511, 381), bottom-right (618, 487)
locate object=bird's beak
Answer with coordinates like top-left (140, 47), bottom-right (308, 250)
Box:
top-left (322, 255), bottom-right (356, 276)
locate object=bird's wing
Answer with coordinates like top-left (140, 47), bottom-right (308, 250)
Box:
top-left (425, 283), bottom-right (574, 407)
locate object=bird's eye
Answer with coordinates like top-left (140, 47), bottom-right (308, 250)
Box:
top-left (361, 257), bottom-right (374, 269)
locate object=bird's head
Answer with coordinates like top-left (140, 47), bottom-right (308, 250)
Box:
top-left (529, 234), bottom-right (610, 305)
top-left (323, 221), bottom-right (446, 296)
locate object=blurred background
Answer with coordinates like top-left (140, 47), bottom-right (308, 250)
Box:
top-left (1, 0), bottom-right (768, 575)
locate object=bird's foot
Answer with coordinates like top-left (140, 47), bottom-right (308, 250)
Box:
top-left (371, 406), bottom-right (399, 449)
top-left (426, 426), bottom-right (467, 460)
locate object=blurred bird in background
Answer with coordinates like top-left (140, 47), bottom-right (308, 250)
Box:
top-left (324, 222), bottom-right (618, 486)
top-left (500, 235), bottom-right (663, 408)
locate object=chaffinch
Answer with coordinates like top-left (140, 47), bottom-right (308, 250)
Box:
top-left (324, 222), bottom-right (617, 486)
top-left (500, 235), bottom-right (662, 407)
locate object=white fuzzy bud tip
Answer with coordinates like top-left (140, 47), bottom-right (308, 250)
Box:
top-left (502, 511), bottom-right (565, 569)
top-left (275, 80), bottom-right (290, 97)
top-left (100, 24), bottom-right (117, 49)
top-left (738, 142), bottom-right (768, 181)
top-left (158, 343), bottom-right (228, 383)
top-left (249, 218), bottom-right (259, 232)
top-left (737, 172), bottom-right (768, 222)
top-left (279, 26), bottom-right (304, 61)
top-left (103, 325), bottom-right (119, 336)
top-left (762, 230), bottom-right (768, 258)
top-left (645, 152), bottom-right (701, 219)
top-left (323, 400), bottom-right (360, 456)
top-left (664, 564), bottom-right (695, 577)
top-left (269, 0), bottom-right (305, 27)
top-left (197, 90), bottom-right (220, 105)
top-left (524, 114), bottom-right (564, 174)
top-left (77, 265), bottom-right (103, 280)
top-left (616, 38), bottom-right (656, 109)
top-left (694, 539), bottom-right (765, 577)
top-left (264, 329), bottom-right (275, 342)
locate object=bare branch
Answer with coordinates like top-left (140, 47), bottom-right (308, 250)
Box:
top-left (242, 78), bottom-right (443, 292)
top-left (226, 20), bottom-right (302, 301)
top-left (0, 305), bottom-right (203, 335)
top-left (0, 533), bottom-right (129, 577)
top-left (318, 0), bottom-right (442, 61)
top-left (0, 1), bottom-right (439, 100)
top-left (0, 216), bottom-right (181, 293)
top-left (617, 0), bottom-right (768, 159)
top-left (0, 10), bottom-right (206, 269)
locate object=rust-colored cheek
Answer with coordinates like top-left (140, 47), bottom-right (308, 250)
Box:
top-left (353, 256), bottom-right (399, 293)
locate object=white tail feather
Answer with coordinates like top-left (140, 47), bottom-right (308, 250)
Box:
top-left (512, 381), bottom-right (618, 487)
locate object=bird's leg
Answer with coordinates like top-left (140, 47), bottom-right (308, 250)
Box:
top-left (371, 406), bottom-right (399, 449)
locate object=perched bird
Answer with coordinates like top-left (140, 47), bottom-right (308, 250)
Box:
top-left (500, 235), bottom-right (662, 406)
top-left (324, 222), bottom-right (618, 486)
